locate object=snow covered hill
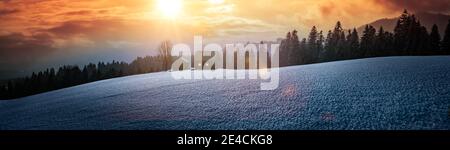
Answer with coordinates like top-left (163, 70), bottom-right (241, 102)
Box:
top-left (0, 56), bottom-right (449, 130)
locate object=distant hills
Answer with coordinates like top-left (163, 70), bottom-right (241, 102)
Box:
top-left (357, 12), bottom-right (450, 37)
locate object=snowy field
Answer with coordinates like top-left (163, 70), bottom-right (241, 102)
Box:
top-left (0, 56), bottom-right (449, 130)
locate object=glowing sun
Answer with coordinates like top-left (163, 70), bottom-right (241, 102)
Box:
top-left (157, 0), bottom-right (183, 19)
top-left (209, 0), bottom-right (225, 4)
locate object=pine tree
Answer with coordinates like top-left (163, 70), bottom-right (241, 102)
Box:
top-left (360, 25), bottom-right (376, 57)
top-left (348, 28), bottom-right (359, 58)
top-left (429, 24), bottom-right (441, 54)
top-left (307, 26), bottom-right (318, 63)
top-left (299, 38), bottom-right (307, 64)
top-left (341, 30), bottom-right (352, 59)
top-left (326, 21), bottom-right (346, 60)
top-left (442, 20), bottom-right (450, 54)
top-left (324, 30), bottom-right (333, 61)
top-left (337, 31), bottom-right (346, 59)
top-left (375, 26), bottom-right (386, 56)
top-left (308, 26), bottom-right (318, 51)
top-left (279, 32), bottom-right (292, 66)
top-left (405, 15), bottom-right (418, 54)
top-left (417, 22), bottom-right (430, 55)
top-left (394, 9), bottom-right (411, 52)
top-left (315, 30), bottom-right (324, 62)
top-left (384, 32), bottom-right (395, 55)
top-left (289, 30), bottom-right (301, 65)
top-left (317, 31), bottom-right (324, 49)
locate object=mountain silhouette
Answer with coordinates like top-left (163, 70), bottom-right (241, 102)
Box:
top-left (357, 12), bottom-right (450, 37)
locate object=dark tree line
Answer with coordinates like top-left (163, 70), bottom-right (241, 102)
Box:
top-left (280, 10), bottom-right (450, 67)
top-left (0, 42), bottom-right (173, 100)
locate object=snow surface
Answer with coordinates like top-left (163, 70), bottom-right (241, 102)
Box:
top-left (0, 56), bottom-right (449, 130)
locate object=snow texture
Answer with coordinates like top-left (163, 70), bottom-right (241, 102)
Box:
top-left (0, 56), bottom-right (449, 130)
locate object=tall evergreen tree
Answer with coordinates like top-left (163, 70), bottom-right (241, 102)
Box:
top-left (279, 32), bottom-right (292, 66)
top-left (317, 31), bottom-right (325, 50)
top-left (308, 26), bottom-right (318, 51)
top-left (337, 31), bottom-right (346, 59)
top-left (348, 28), bottom-right (360, 58)
top-left (384, 32), bottom-right (395, 55)
top-left (307, 26), bottom-right (318, 63)
top-left (289, 30), bottom-right (301, 65)
top-left (442, 20), bottom-right (450, 54)
top-left (404, 14), bottom-right (418, 53)
top-left (375, 26), bottom-right (387, 56)
top-left (416, 22), bottom-right (431, 54)
top-left (323, 30), bottom-right (333, 61)
top-left (315, 30), bottom-right (324, 62)
top-left (360, 25), bottom-right (376, 57)
top-left (327, 21), bottom-right (346, 60)
top-left (394, 9), bottom-right (412, 53)
top-left (429, 24), bottom-right (441, 54)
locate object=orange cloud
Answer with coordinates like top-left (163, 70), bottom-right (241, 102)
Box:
top-left (375, 0), bottom-right (450, 13)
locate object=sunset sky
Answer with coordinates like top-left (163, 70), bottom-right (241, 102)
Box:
top-left (1, 0), bottom-right (450, 79)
